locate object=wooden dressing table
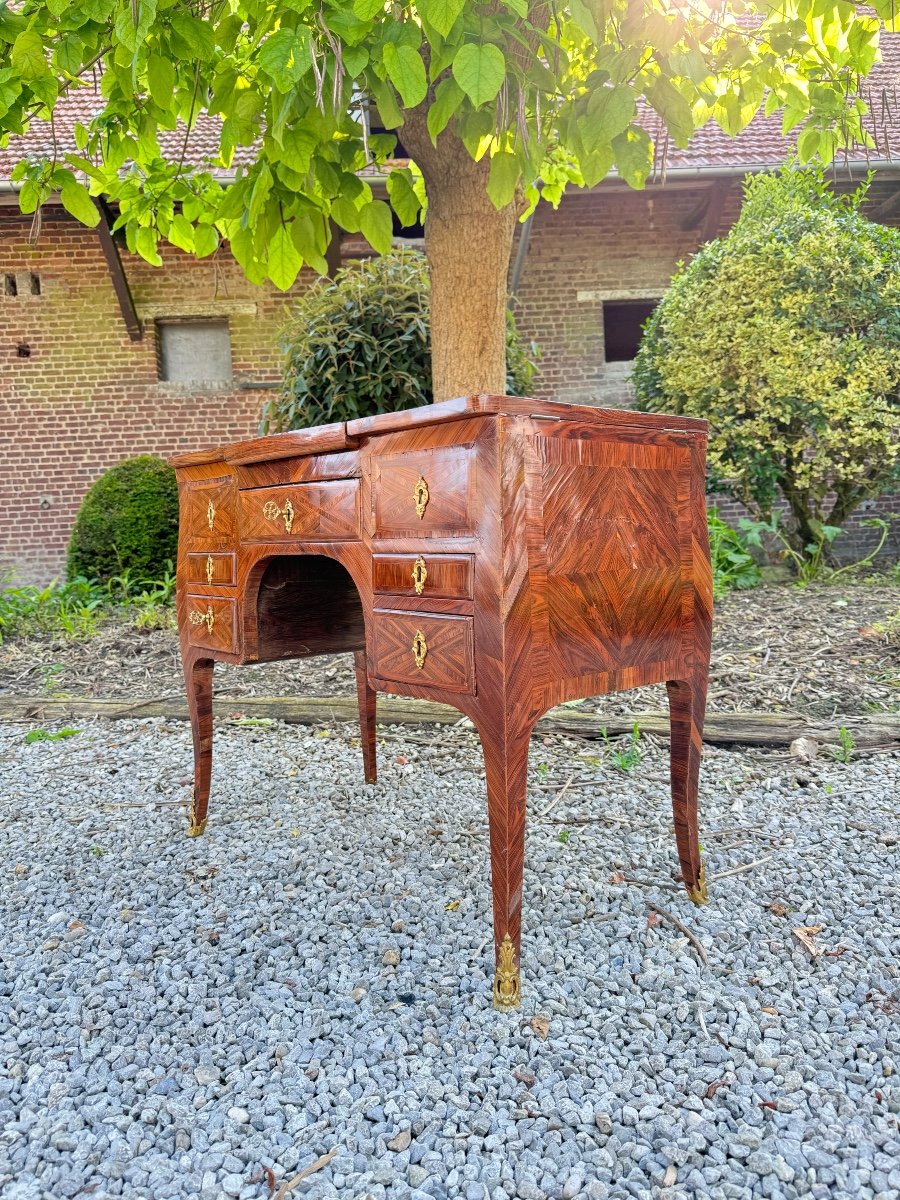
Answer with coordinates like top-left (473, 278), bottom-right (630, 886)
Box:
top-left (172, 395), bottom-right (712, 1009)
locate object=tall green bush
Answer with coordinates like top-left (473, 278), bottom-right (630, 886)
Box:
top-left (261, 249), bottom-right (539, 433)
top-left (67, 456), bottom-right (179, 583)
top-left (633, 167), bottom-right (900, 552)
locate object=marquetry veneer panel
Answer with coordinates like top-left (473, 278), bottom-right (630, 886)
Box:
top-left (186, 552), bottom-right (236, 586)
top-left (184, 594), bottom-right (237, 654)
top-left (183, 480), bottom-right (235, 546)
top-left (372, 445), bottom-right (475, 536)
top-left (372, 610), bottom-right (474, 694)
top-left (372, 553), bottom-right (474, 600)
top-left (239, 481), bottom-right (359, 542)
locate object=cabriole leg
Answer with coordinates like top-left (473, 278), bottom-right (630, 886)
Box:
top-left (185, 654), bottom-right (214, 838)
top-left (666, 675), bottom-right (708, 904)
top-left (354, 649), bottom-right (377, 784)
top-left (477, 715), bottom-right (535, 1010)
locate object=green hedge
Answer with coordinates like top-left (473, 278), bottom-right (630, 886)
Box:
top-left (67, 455), bottom-right (179, 583)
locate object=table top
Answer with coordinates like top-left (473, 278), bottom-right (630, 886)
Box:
top-left (170, 394), bottom-right (707, 470)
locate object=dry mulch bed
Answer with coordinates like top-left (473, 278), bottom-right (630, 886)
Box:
top-left (0, 584), bottom-right (897, 719)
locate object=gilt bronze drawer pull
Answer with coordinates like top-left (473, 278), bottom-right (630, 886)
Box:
top-left (412, 555), bottom-right (427, 595)
top-left (205, 554), bottom-right (214, 584)
top-left (262, 498), bottom-right (295, 534)
top-left (414, 476), bottom-right (429, 519)
top-left (412, 629), bottom-right (427, 669)
top-left (207, 498), bottom-right (216, 531)
top-left (189, 605), bottom-right (215, 634)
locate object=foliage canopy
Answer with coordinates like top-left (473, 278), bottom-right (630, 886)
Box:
top-left (0, 2), bottom-right (895, 291)
top-left (633, 167), bottom-right (900, 550)
top-left (263, 248), bottom-right (537, 431)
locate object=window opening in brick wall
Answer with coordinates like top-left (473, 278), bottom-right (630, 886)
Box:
top-left (4, 274), bottom-right (17, 297)
top-left (29, 273), bottom-right (41, 296)
top-left (602, 299), bottom-right (659, 362)
top-left (157, 319), bottom-right (233, 384)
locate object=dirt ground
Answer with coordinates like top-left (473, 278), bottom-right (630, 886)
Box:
top-left (0, 583), bottom-right (897, 718)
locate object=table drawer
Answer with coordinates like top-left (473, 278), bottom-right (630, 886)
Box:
top-left (186, 552), bottom-right (236, 586)
top-left (240, 481), bottom-right (359, 542)
top-left (372, 610), bottom-right (474, 694)
top-left (372, 553), bottom-right (473, 601)
top-left (183, 594), bottom-right (237, 654)
top-left (372, 445), bottom-right (474, 537)
top-left (183, 480), bottom-right (236, 545)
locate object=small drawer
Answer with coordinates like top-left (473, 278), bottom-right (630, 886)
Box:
top-left (183, 594), bottom-right (237, 654)
top-left (239, 480), bottom-right (359, 542)
top-left (182, 481), bottom-right (236, 545)
top-left (186, 552), bottom-right (236, 586)
top-left (372, 610), bottom-right (474, 694)
top-left (372, 446), bottom-right (475, 537)
top-left (373, 553), bottom-right (473, 601)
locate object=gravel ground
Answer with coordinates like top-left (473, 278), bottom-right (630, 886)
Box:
top-left (1, 716), bottom-right (897, 1200)
top-left (2, 583), bottom-right (898, 718)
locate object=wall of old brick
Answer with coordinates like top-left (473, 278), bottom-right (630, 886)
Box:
top-left (0, 208), bottom-right (312, 584)
top-left (1, 181), bottom-right (896, 584)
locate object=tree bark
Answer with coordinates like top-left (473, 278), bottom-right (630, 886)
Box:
top-left (401, 111), bottom-right (517, 401)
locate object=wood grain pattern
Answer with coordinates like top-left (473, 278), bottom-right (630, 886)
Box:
top-left (173, 395), bottom-right (713, 1007)
top-left (372, 553), bottom-right (474, 600)
top-left (239, 481), bottom-right (359, 542)
top-left (183, 594), bottom-right (237, 655)
top-left (372, 609), bottom-right (475, 693)
top-left (186, 552), bottom-right (236, 586)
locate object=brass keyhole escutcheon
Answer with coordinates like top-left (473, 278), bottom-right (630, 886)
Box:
top-left (412, 555), bottom-right (427, 595)
top-left (412, 629), bottom-right (427, 669)
top-left (414, 476), bottom-right (429, 519)
top-left (262, 498), bottom-right (295, 534)
top-left (205, 554), bottom-right (214, 584)
top-left (206, 498), bottom-right (215, 531)
top-left (189, 605), bottom-right (215, 634)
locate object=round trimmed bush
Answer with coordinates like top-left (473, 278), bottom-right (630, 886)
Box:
top-left (67, 455), bottom-right (179, 583)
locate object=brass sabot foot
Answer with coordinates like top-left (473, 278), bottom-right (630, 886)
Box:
top-left (686, 861), bottom-right (709, 905)
top-left (492, 934), bottom-right (521, 1010)
top-left (186, 788), bottom-right (207, 838)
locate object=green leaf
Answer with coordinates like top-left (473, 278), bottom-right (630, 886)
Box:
top-left (582, 85), bottom-right (634, 155)
top-left (360, 199), bottom-right (393, 254)
top-left (259, 28), bottom-right (311, 92)
top-left (427, 76), bottom-right (463, 143)
top-left (452, 43), bottom-right (506, 108)
top-left (797, 125), bottom-right (821, 163)
top-left (267, 223), bottom-right (303, 290)
top-left (55, 35), bottom-right (84, 78)
top-left (60, 177), bottom-right (100, 227)
top-left (612, 126), bottom-right (653, 189)
top-left (352, 0), bottom-right (384, 18)
top-left (193, 224), bottom-right (219, 257)
top-left (368, 76), bottom-right (404, 129)
top-left (386, 168), bottom-right (421, 228)
top-left (342, 45), bottom-right (369, 77)
top-left (135, 225), bottom-right (162, 266)
top-left (331, 194), bottom-right (361, 233)
top-left (147, 53), bottom-right (175, 109)
top-left (382, 44), bottom-right (427, 109)
top-left (11, 31), bottom-right (49, 80)
top-left (419, 0), bottom-right (466, 38)
top-left (166, 213), bottom-right (194, 253)
top-left (487, 151), bottom-right (520, 210)
top-left (170, 13), bottom-right (216, 63)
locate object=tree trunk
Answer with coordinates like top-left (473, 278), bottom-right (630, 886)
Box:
top-left (401, 112), bottom-right (517, 401)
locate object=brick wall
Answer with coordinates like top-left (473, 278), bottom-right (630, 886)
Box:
top-left (1, 181), bottom-right (896, 583)
top-left (0, 208), bottom-right (313, 584)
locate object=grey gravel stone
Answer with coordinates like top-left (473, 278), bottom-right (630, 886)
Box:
top-left (1, 715), bottom-right (897, 1200)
